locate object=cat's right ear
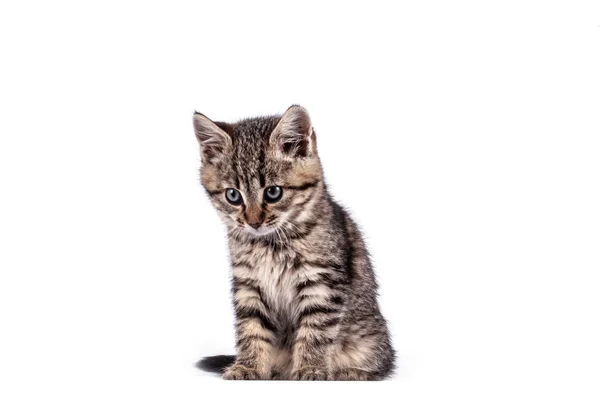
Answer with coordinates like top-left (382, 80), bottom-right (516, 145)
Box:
top-left (193, 112), bottom-right (232, 162)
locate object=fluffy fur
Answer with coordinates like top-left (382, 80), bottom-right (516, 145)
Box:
top-left (194, 106), bottom-right (395, 380)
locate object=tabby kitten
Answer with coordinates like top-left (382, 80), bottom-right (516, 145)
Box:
top-left (194, 106), bottom-right (395, 380)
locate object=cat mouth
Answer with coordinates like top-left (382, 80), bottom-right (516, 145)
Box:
top-left (244, 225), bottom-right (276, 236)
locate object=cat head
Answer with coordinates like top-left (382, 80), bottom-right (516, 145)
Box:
top-left (193, 106), bottom-right (324, 240)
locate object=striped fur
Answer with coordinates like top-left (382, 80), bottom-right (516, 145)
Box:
top-left (193, 106), bottom-right (395, 380)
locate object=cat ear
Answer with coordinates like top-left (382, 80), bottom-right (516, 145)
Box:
top-left (270, 105), bottom-right (315, 158)
top-left (193, 112), bottom-right (232, 162)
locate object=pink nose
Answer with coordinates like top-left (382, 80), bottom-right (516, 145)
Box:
top-left (245, 206), bottom-right (264, 229)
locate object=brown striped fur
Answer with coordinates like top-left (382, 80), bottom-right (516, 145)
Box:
top-left (193, 106), bottom-right (395, 380)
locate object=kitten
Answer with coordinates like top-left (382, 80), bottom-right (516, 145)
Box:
top-left (194, 106), bottom-right (395, 380)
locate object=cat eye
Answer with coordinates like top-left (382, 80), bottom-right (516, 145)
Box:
top-left (225, 188), bottom-right (243, 205)
top-left (264, 186), bottom-right (283, 203)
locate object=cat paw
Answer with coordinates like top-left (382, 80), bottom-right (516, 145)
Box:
top-left (270, 370), bottom-right (287, 380)
top-left (290, 367), bottom-right (328, 381)
top-left (331, 368), bottom-right (373, 381)
top-left (223, 363), bottom-right (265, 380)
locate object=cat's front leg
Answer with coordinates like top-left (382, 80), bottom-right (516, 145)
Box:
top-left (224, 278), bottom-right (275, 380)
top-left (290, 276), bottom-right (345, 380)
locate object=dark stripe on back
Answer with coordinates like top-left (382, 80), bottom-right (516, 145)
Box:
top-left (331, 201), bottom-right (354, 282)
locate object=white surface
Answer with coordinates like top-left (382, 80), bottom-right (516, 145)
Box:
top-left (1, 1), bottom-right (599, 399)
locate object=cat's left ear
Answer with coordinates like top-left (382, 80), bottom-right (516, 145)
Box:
top-left (270, 105), bottom-right (316, 158)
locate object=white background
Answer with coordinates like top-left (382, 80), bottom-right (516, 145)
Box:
top-left (1, 1), bottom-right (599, 399)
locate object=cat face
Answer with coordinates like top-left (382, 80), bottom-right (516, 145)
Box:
top-left (194, 106), bottom-right (323, 240)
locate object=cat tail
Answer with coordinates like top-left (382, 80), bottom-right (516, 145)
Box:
top-left (195, 355), bottom-right (236, 373)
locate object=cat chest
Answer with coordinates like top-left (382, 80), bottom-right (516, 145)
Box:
top-left (232, 249), bottom-right (301, 321)
top-left (255, 258), bottom-right (300, 318)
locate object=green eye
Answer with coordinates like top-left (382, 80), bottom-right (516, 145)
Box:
top-left (225, 188), bottom-right (243, 205)
top-left (264, 186), bottom-right (283, 203)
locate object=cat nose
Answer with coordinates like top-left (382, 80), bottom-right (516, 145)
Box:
top-left (245, 206), bottom-right (264, 229)
top-left (248, 222), bottom-right (262, 230)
